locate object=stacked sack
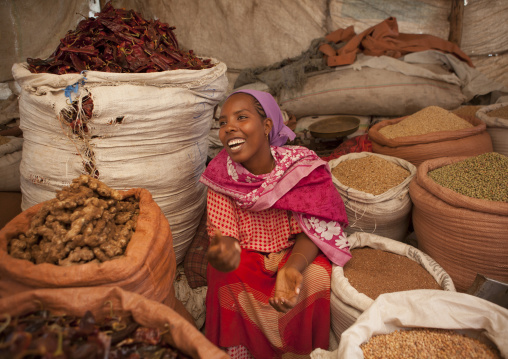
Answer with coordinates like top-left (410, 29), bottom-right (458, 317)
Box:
top-left (329, 152), bottom-right (416, 242)
top-left (477, 102), bottom-right (508, 157)
top-left (409, 153), bottom-right (508, 292)
top-left (0, 136), bottom-right (23, 191)
top-left (368, 106), bottom-right (493, 167)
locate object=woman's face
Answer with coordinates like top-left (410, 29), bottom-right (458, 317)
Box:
top-left (218, 93), bottom-right (273, 174)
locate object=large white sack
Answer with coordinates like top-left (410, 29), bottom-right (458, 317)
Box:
top-left (0, 136), bottom-right (23, 191)
top-left (313, 290), bottom-right (508, 359)
top-left (329, 232), bottom-right (455, 345)
top-left (329, 152), bottom-right (415, 242)
top-left (476, 102), bottom-right (508, 157)
top-left (12, 61), bottom-right (228, 263)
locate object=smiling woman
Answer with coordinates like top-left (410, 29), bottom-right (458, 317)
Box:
top-left (199, 89), bottom-right (351, 359)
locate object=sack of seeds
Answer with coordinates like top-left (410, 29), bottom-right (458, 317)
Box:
top-left (328, 232), bottom-right (455, 345)
top-left (0, 286), bottom-right (229, 359)
top-left (368, 106), bottom-right (493, 167)
top-left (328, 152), bottom-right (416, 242)
top-left (0, 175), bottom-right (193, 324)
top-left (476, 102), bottom-right (508, 157)
top-left (0, 136), bottom-right (23, 191)
top-left (409, 153), bottom-right (508, 292)
top-left (312, 290), bottom-right (508, 359)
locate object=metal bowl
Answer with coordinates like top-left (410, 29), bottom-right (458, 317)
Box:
top-left (308, 116), bottom-right (360, 139)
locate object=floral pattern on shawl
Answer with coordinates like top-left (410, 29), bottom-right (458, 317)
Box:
top-left (201, 146), bottom-right (351, 266)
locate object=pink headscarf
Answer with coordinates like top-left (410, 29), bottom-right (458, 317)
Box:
top-left (227, 89), bottom-right (296, 147)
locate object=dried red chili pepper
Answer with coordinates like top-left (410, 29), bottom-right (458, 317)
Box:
top-left (27, 1), bottom-right (214, 74)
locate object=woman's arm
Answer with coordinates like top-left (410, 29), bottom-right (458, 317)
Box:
top-left (269, 232), bottom-right (319, 313)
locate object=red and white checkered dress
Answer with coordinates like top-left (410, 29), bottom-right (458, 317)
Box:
top-left (207, 189), bottom-right (302, 252)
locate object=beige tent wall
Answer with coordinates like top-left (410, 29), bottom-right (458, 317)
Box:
top-left (1, 0), bottom-right (507, 94)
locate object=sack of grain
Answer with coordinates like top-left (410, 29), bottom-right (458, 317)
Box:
top-left (0, 286), bottom-right (228, 359)
top-left (312, 290), bottom-right (508, 359)
top-left (329, 232), bottom-right (455, 344)
top-left (0, 136), bottom-right (22, 191)
top-left (12, 60), bottom-right (228, 263)
top-left (0, 178), bottom-right (193, 323)
top-left (476, 102), bottom-right (508, 157)
top-left (409, 153), bottom-right (508, 292)
top-left (368, 106), bottom-right (493, 167)
top-left (329, 152), bottom-right (416, 242)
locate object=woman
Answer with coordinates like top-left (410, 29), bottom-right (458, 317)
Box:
top-left (200, 89), bottom-right (350, 359)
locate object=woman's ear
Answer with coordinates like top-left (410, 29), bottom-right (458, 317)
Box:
top-left (264, 117), bottom-right (273, 138)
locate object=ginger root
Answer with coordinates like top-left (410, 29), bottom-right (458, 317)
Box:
top-left (7, 175), bottom-right (139, 265)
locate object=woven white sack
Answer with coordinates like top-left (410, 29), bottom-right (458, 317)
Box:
top-left (0, 136), bottom-right (23, 191)
top-left (12, 61), bottom-right (228, 263)
top-left (329, 152), bottom-right (416, 242)
top-left (329, 232), bottom-right (455, 345)
top-left (476, 102), bottom-right (508, 157)
top-left (313, 290), bottom-right (508, 359)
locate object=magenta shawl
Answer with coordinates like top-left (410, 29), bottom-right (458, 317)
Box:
top-left (200, 146), bottom-right (352, 266)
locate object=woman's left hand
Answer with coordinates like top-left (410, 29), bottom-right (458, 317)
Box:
top-left (269, 266), bottom-right (302, 313)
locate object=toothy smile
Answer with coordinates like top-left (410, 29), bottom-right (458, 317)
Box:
top-left (228, 138), bottom-right (246, 150)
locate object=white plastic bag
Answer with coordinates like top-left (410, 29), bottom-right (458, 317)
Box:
top-left (313, 290), bottom-right (508, 359)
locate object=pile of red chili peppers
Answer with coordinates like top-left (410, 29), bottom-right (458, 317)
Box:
top-left (27, 1), bottom-right (214, 74)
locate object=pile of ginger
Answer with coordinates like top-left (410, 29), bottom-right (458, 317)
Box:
top-left (8, 175), bottom-right (140, 266)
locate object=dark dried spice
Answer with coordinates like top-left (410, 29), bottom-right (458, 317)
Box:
top-left (27, 1), bottom-right (213, 74)
top-left (0, 310), bottom-right (192, 358)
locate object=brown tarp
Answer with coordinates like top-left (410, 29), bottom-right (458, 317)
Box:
top-left (319, 17), bottom-right (474, 68)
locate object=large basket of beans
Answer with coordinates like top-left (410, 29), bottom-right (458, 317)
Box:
top-left (312, 290), bottom-right (508, 359)
top-left (0, 286), bottom-right (228, 359)
top-left (329, 232), bottom-right (455, 345)
top-left (0, 175), bottom-right (192, 323)
top-left (368, 106), bottom-right (493, 167)
top-left (409, 152), bottom-right (508, 292)
top-left (477, 102), bottom-right (508, 157)
top-left (329, 152), bottom-right (416, 242)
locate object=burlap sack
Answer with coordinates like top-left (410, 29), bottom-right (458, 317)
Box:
top-left (0, 136), bottom-right (22, 191)
top-left (409, 156), bottom-right (508, 292)
top-left (0, 187), bottom-right (193, 323)
top-left (0, 286), bottom-right (229, 359)
top-left (312, 290), bottom-right (508, 359)
top-left (477, 102), bottom-right (508, 157)
top-left (329, 232), bottom-right (455, 344)
top-left (368, 114), bottom-right (493, 167)
top-left (328, 152), bottom-right (416, 242)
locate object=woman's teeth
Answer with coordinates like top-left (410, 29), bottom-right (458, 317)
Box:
top-left (228, 139), bottom-right (245, 149)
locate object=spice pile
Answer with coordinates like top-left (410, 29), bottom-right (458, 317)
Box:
top-left (361, 328), bottom-right (502, 359)
top-left (343, 247), bottom-right (442, 300)
top-left (428, 152), bottom-right (508, 202)
top-left (27, 1), bottom-right (213, 74)
top-left (486, 105), bottom-right (508, 119)
top-left (379, 106), bottom-right (473, 139)
top-left (8, 175), bottom-right (139, 265)
top-left (0, 309), bottom-right (191, 358)
top-left (331, 155), bottom-right (410, 195)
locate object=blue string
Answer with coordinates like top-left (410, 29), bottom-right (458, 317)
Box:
top-left (64, 71), bottom-right (88, 103)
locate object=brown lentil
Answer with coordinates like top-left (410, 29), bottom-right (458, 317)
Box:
top-left (361, 328), bottom-right (502, 359)
top-left (0, 135), bottom-right (11, 146)
top-left (428, 152), bottom-right (508, 202)
top-left (343, 247), bottom-right (442, 300)
top-left (331, 155), bottom-right (410, 195)
top-left (379, 106), bottom-right (473, 139)
top-left (452, 105), bottom-right (483, 118)
top-left (486, 105), bottom-right (508, 119)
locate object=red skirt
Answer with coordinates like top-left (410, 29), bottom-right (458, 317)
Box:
top-left (205, 248), bottom-right (331, 359)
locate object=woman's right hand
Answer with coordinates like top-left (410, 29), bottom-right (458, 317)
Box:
top-left (206, 229), bottom-right (241, 272)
